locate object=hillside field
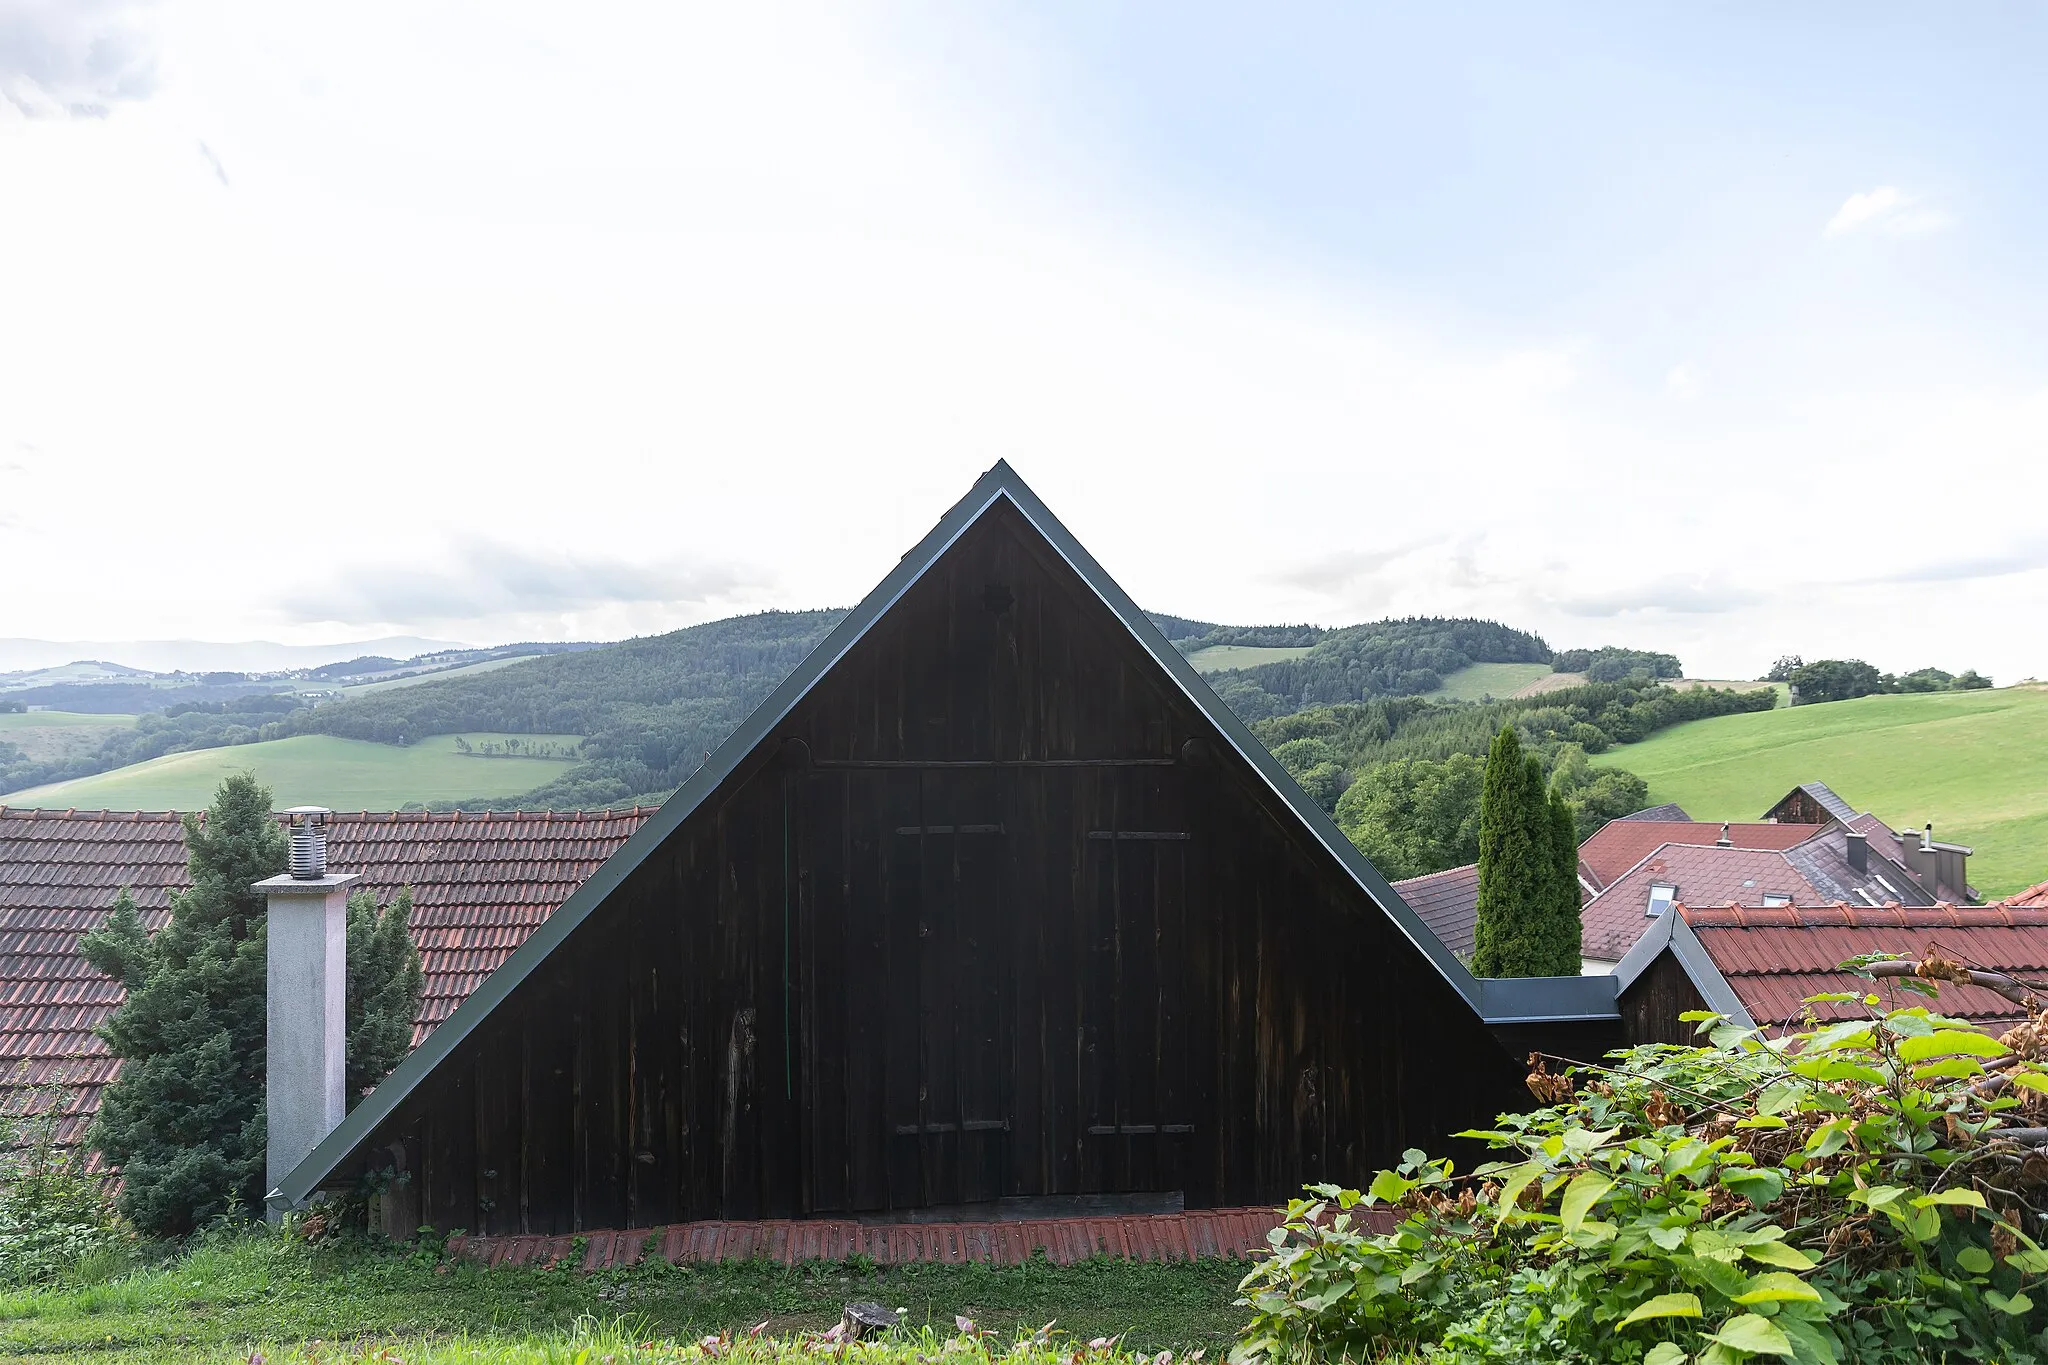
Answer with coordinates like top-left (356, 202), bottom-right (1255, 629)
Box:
top-left (1183, 643), bottom-right (1313, 672)
top-left (1590, 686), bottom-right (2048, 897)
top-left (1426, 661), bottom-right (1554, 701)
top-left (0, 733), bottom-right (584, 812)
top-left (325, 653), bottom-right (546, 696)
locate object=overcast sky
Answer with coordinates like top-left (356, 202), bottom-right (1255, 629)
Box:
top-left (3, 3), bottom-right (2045, 680)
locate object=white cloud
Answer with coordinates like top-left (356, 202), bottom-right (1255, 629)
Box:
top-left (1824, 186), bottom-right (1955, 238)
top-left (0, 0), bottom-right (158, 119)
top-left (1664, 362), bottom-right (1707, 400)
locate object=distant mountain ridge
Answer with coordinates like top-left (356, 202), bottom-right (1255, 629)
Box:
top-left (0, 636), bottom-right (469, 675)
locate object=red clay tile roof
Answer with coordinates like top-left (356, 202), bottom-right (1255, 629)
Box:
top-left (1581, 844), bottom-right (1828, 964)
top-left (1679, 901), bottom-right (2048, 1030)
top-left (1578, 821), bottom-right (1818, 890)
top-left (1392, 863), bottom-right (1479, 958)
top-left (0, 806), bottom-right (653, 1145)
top-left (2000, 880), bottom-right (2048, 910)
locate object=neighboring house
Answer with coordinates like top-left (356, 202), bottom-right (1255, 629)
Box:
top-left (1390, 783), bottom-right (1981, 974)
top-left (1613, 901), bottom-right (2048, 1044)
top-left (0, 806), bottom-right (653, 1147)
top-left (259, 463), bottom-right (1617, 1233)
top-left (1576, 820), bottom-right (1816, 895)
top-left (2003, 881), bottom-right (2048, 910)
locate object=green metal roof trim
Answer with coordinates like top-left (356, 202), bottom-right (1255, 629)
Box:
top-left (275, 461), bottom-right (1614, 1207)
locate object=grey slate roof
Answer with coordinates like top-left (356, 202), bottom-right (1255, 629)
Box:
top-left (277, 461), bottom-right (1618, 1208)
top-left (1617, 803), bottom-right (1692, 823)
top-left (1779, 782), bottom-right (1861, 825)
top-left (1784, 821), bottom-right (1939, 907)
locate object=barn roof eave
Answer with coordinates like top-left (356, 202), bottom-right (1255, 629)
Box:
top-left (276, 460), bottom-right (1576, 1208)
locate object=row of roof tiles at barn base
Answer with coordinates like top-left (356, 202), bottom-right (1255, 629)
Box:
top-left (1395, 780), bottom-right (1981, 967)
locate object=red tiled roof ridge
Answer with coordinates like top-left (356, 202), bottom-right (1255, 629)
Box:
top-left (1679, 900), bottom-right (2048, 929)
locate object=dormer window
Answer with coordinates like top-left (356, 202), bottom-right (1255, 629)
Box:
top-left (1647, 883), bottom-right (1678, 918)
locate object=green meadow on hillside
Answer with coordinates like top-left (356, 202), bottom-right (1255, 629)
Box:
top-left (1423, 661), bottom-right (1553, 701)
top-left (0, 711), bottom-right (136, 763)
top-left (0, 733), bottom-right (584, 812)
top-left (328, 654), bottom-right (547, 696)
top-left (1182, 643), bottom-right (1312, 672)
top-left (1590, 686), bottom-right (2048, 896)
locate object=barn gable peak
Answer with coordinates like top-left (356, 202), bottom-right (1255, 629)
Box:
top-left (276, 461), bottom-right (1607, 1210)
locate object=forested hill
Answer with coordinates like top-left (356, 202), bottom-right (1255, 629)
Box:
top-left (261, 611), bottom-right (1561, 810)
top-left (283, 610), bottom-right (847, 809)
top-left (1203, 617), bottom-right (1550, 720)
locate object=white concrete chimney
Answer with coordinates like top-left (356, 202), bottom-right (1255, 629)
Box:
top-left (257, 807), bottom-right (357, 1218)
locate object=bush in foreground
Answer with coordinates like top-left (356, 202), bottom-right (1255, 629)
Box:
top-left (1236, 957), bottom-right (2048, 1363)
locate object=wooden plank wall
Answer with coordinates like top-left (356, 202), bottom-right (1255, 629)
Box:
top-left (363, 505), bottom-right (1529, 1233)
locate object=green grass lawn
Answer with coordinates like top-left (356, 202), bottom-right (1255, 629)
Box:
top-left (0, 1231), bottom-right (1248, 1363)
top-left (1181, 644), bottom-right (1312, 673)
top-left (0, 733), bottom-right (584, 812)
top-left (1425, 662), bottom-right (1554, 702)
top-left (1590, 686), bottom-right (2048, 897)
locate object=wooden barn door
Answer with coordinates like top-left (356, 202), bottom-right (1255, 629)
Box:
top-left (1079, 765), bottom-right (1194, 1194)
top-left (884, 768), bottom-right (1012, 1209)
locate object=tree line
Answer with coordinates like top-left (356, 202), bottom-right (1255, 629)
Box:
top-left (1204, 617), bottom-right (1553, 720)
top-left (1253, 678), bottom-right (1777, 881)
top-left (1764, 654), bottom-right (1993, 704)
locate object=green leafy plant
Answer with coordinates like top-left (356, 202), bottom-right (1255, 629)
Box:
top-left (1236, 953), bottom-right (2048, 1363)
top-left (0, 1082), bottom-right (126, 1285)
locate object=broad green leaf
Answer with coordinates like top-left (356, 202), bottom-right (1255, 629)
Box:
top-left (1721, 1167), bottom-right (1784, 1206)
top-left (1804, 1120), bottom-right (1851, 1159)
top-left (1911, 1057), bottom-right (1985, 1081)
top-left (1620, 1293), bottom-right (1703, 1328)
top-left (1561, 1170), bottom-right (1614, 1235)
top-left (1896, 1029), bottom-right (2008, 1062)
top-left (1494, 1160), bottom-right (1541, 1226)
top-left (1802, 1020), bottom-right (1875, 1052)
top-left (1986, 1289), bottom-right (2035, 1315)
top-left (1367, 1170), bottom-right (1414, 1203)
top-left (1708, 1313), bottom-right (1795, 1357)
top-left (1743, 1240), bottom-right (1818, 1270)
top-left (1648, 1223), bottom-right (1688, 1250)
top-left (1906, 1204), bottom-right (1941, 1242)
top-left (1789, 1058), bottom-right (1886, 1086)
top-left (2011, 1072), bottom-right (2048, 1096)
top-left (1679, 1009), bottom-right (1724, 1023)
top-left (1912, 1188), bottom-right (1987, 1209)
top-left (1644, 1345), bottom-right (1688, 1365)
top-left (1850, 1184), bottom-right (1909, 1209)
top-left (1957, 1245), bottom-right (1993, 1274)
top-left (1803, 992), bottom-right (1859, 1004)
top-left (1756, 1081), bottom-right (1806, 1116)
top-left (1733, 1272), bottom-right (1821, 1305)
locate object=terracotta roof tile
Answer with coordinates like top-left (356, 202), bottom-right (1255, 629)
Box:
top-left (1579, 821), bottom-right (1818, 890)
top-left (1391, 863), bottom-right (1479, 958)
top-left (1678, 901), bottom-right (2048, 1030)
top-left (1581, 844), bottom-right (1827, 964)
top-left (0, 805), bottom-right (653, 1141)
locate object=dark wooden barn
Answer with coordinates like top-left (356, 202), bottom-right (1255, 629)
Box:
top-left (280, 464), bottom-right (1615, 1234)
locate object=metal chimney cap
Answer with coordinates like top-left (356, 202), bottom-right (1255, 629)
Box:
top-left (286, 807), bottom-right (334, 879)
top-left (283, 806), bottom-right (332, 819)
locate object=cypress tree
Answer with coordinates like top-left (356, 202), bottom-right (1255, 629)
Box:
top-left (1473, 727), bottom-right (1584, 976)
top-left (81, 775), bottom-right (424, 1234)
top-left (1545, 788), bottom-right (1584, 975)
top-left (346, 887), bottom-right (424, 1107)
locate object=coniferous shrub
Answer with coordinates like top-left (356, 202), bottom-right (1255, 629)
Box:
top-left (1472, 729), bottom-right (1579, 976)
top-left (80, 775), bottom-right (425, 1235)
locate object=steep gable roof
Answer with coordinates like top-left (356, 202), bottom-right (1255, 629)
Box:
top-left (278, 461), bottom-right (1615, 1206)
top-left (0, 806), bottom-right (652, 1146)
